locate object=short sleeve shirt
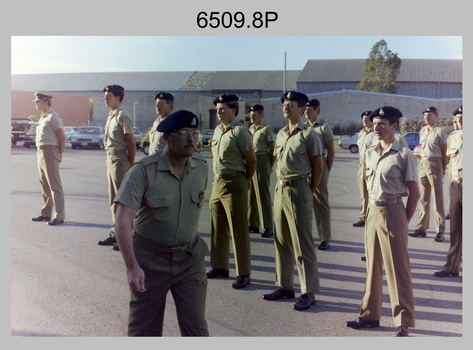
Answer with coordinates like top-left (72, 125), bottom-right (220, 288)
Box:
top-left (104, 106), bottom-right (134, 151)
top-left (211, 119), bottom-right (254, 175)
top-left (446, 130), bottom-right (463, 182)
top-left (249, 124), bottom-right (275, 156)
top-left (35, 109), bottom-right (63, 147)
top-left (364, 139), bottom-right (418, 201)
top-left (149, 117), bottom-right (166, 155)
top-left (307, 121), bottom-right (334, 155)
top-left (275, 120), bottom-right (322, 180)
top-left (357, 128), bottom-right (375, 161)
top-left (114, 148), bottom-right (208, 246)
top-left (419, 124), bottom-right (447, 158)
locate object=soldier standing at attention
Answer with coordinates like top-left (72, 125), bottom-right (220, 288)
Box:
top-left (148, 92), bottom-right (174, 155)
top-left (410, 107), bottom-right (448, 241)
top-left (263, 91), bottom-right (323, 311)
top-left (114, 110), bottom-right (209, 336)
top-left (345, 106), bottom-right (419, 337)
top-left (97, 85), bottom-right (136, 251)
top-left (305, 98), bottom-right (335, 250)
top-left (435, 106), bottom-right (463, 277)
top-left (248, 104), bottom-right (276, 238)
top-left (353, 110), bottom-right (374, 228)
top-left (31, 93), bottom-right (66, 226)
top-left (207, 94), bottom-right (256, 289)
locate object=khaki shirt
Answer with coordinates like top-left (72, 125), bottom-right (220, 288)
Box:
top-left (275, 120), bottom-right (322, 180)
top-left (149, 117), bottom-right (166, 155)
top-left (357, 128), bottom-right (375, 162)
top-left (211, 119), bottom-right (254, 175)
top-left (446, 130), bottom-right (463, 182)
top-left (104, 106), bottom-right (134, 151)
top-left (306, 121), bottom-right (334, 156)
top-left (114, 148), bottom-right (208, 246)
top-left (365, 139), bottom-right (418, 201)
top-left (420, 123), bottom-right (447, 158)
top-left (36, 109), bottom-right (63, 147)
top-left (249, 124), bottom-right (275, 156)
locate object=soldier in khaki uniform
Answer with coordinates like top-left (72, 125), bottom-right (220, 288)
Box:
top-left (114, 110), bottom-right (209, 336)
top-left (248, 104), bottom-right (276, 238)
top-left (31, 93), bottom-right (66, 225)
top-left (410, 107), bottom-right (448, 241)
top-left (305, 99), bottom-right (335, 250)
top-left (263, 91), bottom-right (323, 311)
top-left (148, 92), bottom-right (174, 155)
top-left (207, 94), bottom-right (256, 289)
top-left (353, 110), bottom-right (374, 227)
top-left (346, 106), bottom-right (420, 337)
top-left (435, 106), bottom-right (463, 277)
top-left (97, 85), bottom-right (136, 251)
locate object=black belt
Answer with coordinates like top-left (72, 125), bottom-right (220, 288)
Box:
top-left (216, 172), bottom-right (243, 179)
top-left (278, 178), bottom-right (308, 187)
top-left (134, 234), bottom-right (191, 254)
top-left (369, 198), bottom-right (402, 206)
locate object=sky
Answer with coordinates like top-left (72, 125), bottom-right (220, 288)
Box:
top-left (11, 36), bottom-right (462, 75)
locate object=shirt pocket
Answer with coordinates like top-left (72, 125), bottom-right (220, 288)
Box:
top-left (143, 193), bottom-right (174, 222)
top-left (190, 191), bottom-right (205, 221)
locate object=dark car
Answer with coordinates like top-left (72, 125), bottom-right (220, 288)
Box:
top-left (201, 129), bottom-right (214, 146)
top-left (402, 132), bottom-right (420, 150)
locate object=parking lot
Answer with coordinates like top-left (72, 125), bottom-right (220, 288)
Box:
top-left (10, 143), bottom-right (463, 340)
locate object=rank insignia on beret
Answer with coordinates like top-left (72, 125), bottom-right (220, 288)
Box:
top-left (459, 107), bottom-right (462, 113)
top-left (191, 117), bottom-right (197, 126)
top-left (379, 108), bottom-right (384, 116)
top-left (219, 96), bottom-right (224, 101)
top-left (287, 92), bottom-right (292, 99)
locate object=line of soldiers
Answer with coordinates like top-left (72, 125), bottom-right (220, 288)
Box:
top-left (30, 88), bottom-right (462, 337)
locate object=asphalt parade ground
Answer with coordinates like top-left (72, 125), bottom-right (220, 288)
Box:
top-left (9, 143), bottom-right (468, 346)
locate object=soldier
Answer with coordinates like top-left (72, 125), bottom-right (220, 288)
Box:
top-left (263, 91), bottom-right (323, 311)
top-left (305, 98), bottom-right (335, 250)
top-left (248, 104), bottom-right (276, 238)
top-left (207, 94), bottom-right (256, 289)
top-left (97, 85), bottom-right (136, 251)
top-left (410, 107), bottom-right (448, 241)
top-left (435, 106), bottom-right (462, 277)
top-left (148, 92), bottom-right (174, 155)
top-left (345, 106), bottom-right (419, 337)
top-left (31, 93), bottom-right (66, 226)
top-left (114, 110), bottom-right (209, 336)
top-left (353, 110), bottom-right (374, 228)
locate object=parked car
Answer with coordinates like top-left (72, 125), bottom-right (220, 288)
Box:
top-left (64, 126), bottom-right (79, 141)
top-left (413, 145), bottom-right (422, 159)
top-left (338, 133), bottom-right (359, 153)
top-left (133, 127), bottom-right (142, 149)
top-left (402, 132), bottom-right (420, 150)
top-left (141, 127), bottom-right (151, 155)
top-left (22, 124), bottom-right (37, 148)
top-left (70, 126), bottom-right (105, 149)
top-left (11, 119), bottom-right (37, 145)
top-left (201, 129), bottom-right (214, 146)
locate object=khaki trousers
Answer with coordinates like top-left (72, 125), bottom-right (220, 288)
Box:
top-left (416, 158), bottom-right (446, 233)
top-left (128, 235), bottom-right (209, 336)
top-left (209, 173), bottom-right (251, 276)
top-left (273, 180), bottom-right (320, 294)
top-left (313, 158), bottom-right (331, 242)
top-left (106, 150), bottom-right (130, 237)
top-left (37, 145), bottom-right (65, 220)
top-left (443, 180), bottom-right (462, 274)
top-left (248, 155), bottom-right (273, 229)
top-left (357, 159), bottom-right (369, 222)
top-left (361, 200), bottom-right (415, 327)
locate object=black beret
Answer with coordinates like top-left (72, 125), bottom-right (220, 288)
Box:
top-left (156, 110), bottom-right (199, 132)
top-left (306, 99), bottom-right (320, 108)
top-left (103, 85), bottom-right (125, 94)
top-left (250, 104), bottom-right (264, 112)
top-left (369, 106), bottom-right (403, 122)
top-left (423, 106), bottom-right (438, 114)
top-left (280, 91), bottom-right (309, 104)
top-left (360, 110), bottom-right (372, 118)
top-left (155, 92), bottom-right (174, 101)
top-left (453, 105), bottom-right (462, 116)
top-left (213, 93), bottom-right (240, 105)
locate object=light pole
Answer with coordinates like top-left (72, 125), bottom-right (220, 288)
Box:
top-left (133, 101), bottom-right (138, 127)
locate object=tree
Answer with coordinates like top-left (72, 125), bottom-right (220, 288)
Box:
top-left (358, 40), bottom-right (402, 94)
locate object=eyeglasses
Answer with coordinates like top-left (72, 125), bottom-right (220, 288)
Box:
top-left (169, 130), bottom-right (200, 138)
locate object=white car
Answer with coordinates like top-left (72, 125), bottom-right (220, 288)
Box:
top-left (338, 133), bottom-right (359, 153)
top-left (71, 126), bottom-right (105, 149)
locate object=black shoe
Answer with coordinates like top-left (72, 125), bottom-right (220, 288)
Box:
top-left (263, 287), bottom-right (295, 300)
top-left (232, 275), bottom-right (250, 289)
top-left (112, 244), bottom-right (120, 251)
top-left (249, 226), bottom-right (260, 233)
top-left (434, 233), bottom-right (445, 242)
top-left (32, 215), bottom-right (51, 222)
top-left (434, 270), bottom-right (459, 277)
top-left (360, 256), bottom-right (366, 261)
top-left (261, 228), bottom-right (273, 237)
top-left (48, 218), bottom-right (64, 226)
top-left (346, 317), bottom-right (380, 329)
top-left (396, 326), bottom-right (409, 337)
top-left (293, 293), bottom-right (316, 311)
top-left (409, 229), bottom-right (426, 238)
top-left (98, 237), bottom-right (116, 246)
top-left (317, 241), bottom-right (330, 250)
top-left (446, 213), bottom-right (450, 220)
top-left (207, 268), bottom-right (229, 278)
top-left (353, 220), bottom-right (365, 227)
